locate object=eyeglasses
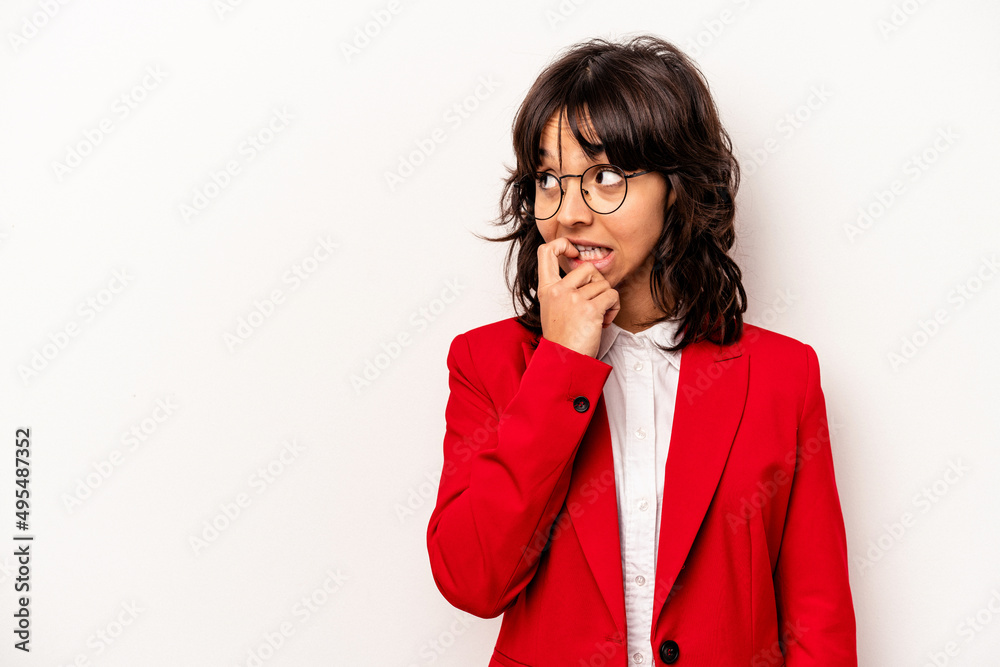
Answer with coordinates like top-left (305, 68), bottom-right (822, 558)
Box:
top-left (519, 164), bottom-right (655, 221)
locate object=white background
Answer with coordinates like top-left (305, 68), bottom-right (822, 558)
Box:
top-left (1, 1), bottom-right (998, 665)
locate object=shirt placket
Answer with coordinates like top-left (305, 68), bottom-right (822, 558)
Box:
top-left (623, 337), bottom-right (656, 665)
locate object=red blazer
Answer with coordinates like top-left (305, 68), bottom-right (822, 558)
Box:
top-left (426, 317), bottom-right (857, 666)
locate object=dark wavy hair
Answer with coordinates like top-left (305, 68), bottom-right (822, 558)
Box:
top-left (474, 34), bottom-right (746, 353)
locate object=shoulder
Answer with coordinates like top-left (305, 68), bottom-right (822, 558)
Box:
top-left (740, 322), bottom-right (812, 359)
top-left (444, 317), bottom-right (538, 408)
top-left (446, 316), bottom-right (535, 371)
top-left (457, 316), bottom-right (536, 350)
top-left (739, 323), bottom-right (823, 412)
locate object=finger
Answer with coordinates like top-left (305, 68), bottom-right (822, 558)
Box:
top-left (562, 258), bottom-right (611, 289)
top-left (537, 237), bottom-right (579, 289)
top-left (575, 280), bottom-right (618, 327)
top-left (599, 290), bottom-right (620, 327)
top-left (575, 276), bottom-right (611, 300)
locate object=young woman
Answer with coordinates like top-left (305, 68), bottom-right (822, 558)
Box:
top-left (426, 35), bottom-right (856, 666)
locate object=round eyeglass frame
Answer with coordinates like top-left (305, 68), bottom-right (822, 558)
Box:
top-left (518, 164), bottom-right (656, 221)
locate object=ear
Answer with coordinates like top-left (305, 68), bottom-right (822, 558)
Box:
top-left (659, 171), bottom-right (677, 209)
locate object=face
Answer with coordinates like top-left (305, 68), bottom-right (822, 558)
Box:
top-left (534, 109), bottom-right (674, 301)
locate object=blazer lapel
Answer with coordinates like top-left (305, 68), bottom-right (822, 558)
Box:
top-left (651, 336), bottom-right (748, 631)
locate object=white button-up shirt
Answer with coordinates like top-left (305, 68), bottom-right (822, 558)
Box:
top-left (596, 318), bottom-right (683, 666)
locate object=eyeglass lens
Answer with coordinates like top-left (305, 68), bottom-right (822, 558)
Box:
top-left (531, 165), bottom-right (629, 220)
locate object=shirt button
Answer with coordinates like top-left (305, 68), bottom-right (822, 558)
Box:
top-left (633, 361), bottom-right (643, 371)
top-left (632, 652), bottom-right (644, 664)
top-left (635, 575), bottom-right (645, 585)
top-left (638, 499), bottom-right (649, 511)
top-left (635, 427), bottom-right (646, 440)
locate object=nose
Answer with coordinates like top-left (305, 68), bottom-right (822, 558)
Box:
top-left (554, 175), bottom-right (594, 227)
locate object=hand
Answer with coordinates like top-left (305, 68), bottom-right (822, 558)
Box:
top-left (537, 237), bottom-right (620, 358)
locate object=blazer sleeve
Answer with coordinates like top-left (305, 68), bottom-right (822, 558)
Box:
top-left (426, 332), bottom-right (613, 619)
top-left (773, 343), bottom-right (858, 665)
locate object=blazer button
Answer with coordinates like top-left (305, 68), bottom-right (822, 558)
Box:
top-left (658, 640), bottom-right (679, 663)
top-left (572, 396), bottom-right (590, 413)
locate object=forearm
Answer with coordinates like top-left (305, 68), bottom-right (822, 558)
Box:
top-left (427, 334), bottom-right (613, 618)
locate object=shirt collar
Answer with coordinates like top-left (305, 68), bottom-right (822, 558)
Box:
top-left (597, 317), bottom-right (683, 370)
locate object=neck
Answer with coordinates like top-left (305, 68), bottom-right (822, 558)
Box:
top-left (613, 294), bottom-right (673, 334)
top-left (611, 262), bottom-right (673, 334)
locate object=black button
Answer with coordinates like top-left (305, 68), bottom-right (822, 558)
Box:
top-left (572, 396), bottom-right (590, 413)
top-left (659, 640), bottom-right (679, 663)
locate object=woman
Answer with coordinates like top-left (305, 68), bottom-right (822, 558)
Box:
top-left (426, 35), bottom-right (856, 666)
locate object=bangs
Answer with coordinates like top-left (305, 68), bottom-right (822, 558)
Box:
top-left (517, 55), bottom-right (659, 175)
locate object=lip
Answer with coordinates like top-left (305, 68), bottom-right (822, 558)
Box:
top-left (558, 237), bottom-right (615, 271)
top-left (566, 246), bottom-right (614, 271)
top-left (562, 237), bottom-right (612, 250)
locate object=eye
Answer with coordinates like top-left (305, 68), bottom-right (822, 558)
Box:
top-left (536, 172), bottom-right (560, 191)
top-left (593, 168), bottom-right (624, 187)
